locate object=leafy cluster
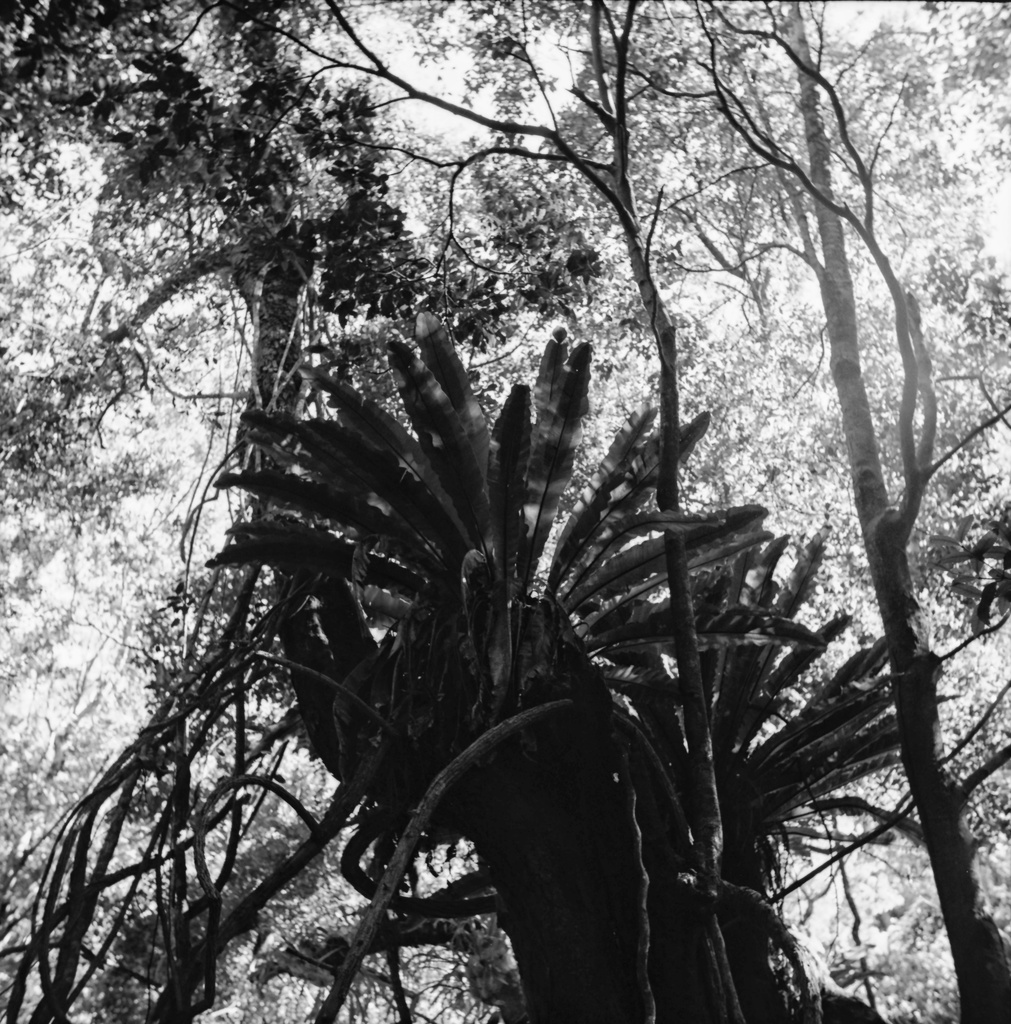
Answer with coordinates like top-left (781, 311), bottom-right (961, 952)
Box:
top-left (214, 315), bottom-right (898, 888)
top-left (934, 512), bottom-right (1011, 634)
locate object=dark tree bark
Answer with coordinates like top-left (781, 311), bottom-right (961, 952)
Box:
top-left (441, 681), bottom-right (719, 1024)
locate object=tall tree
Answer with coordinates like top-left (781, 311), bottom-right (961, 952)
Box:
top-left (283, 1), bottom-right (1011, 1019)
top-left (5, 3), bottom-right (1011, 1023)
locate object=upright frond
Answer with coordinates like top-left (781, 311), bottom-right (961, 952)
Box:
top-left (415, 312), bottom-right (490, 477)
top-left (488, 385), bottom-right (532, 584)
top-left (548, 404), bottom-right (657, 592)
top-left (517, 343), bottom-right (591, 592)
top-left (388, 339), bottom-right (492, 561)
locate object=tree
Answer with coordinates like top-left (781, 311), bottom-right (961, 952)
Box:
top-left (254, 1), bottom-right (1011, 1018)
top-left (4, 3), bottom-right (1011, 1022)
top-left (209, 307), bottom-right (904, 1019)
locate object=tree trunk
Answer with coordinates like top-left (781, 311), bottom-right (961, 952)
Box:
top-left (789, 11), bottom-right (1011, 1021)
top-left (442, 695), bottom-right (722, 1024)
top-left (235, 256), bottom-right (306, 413)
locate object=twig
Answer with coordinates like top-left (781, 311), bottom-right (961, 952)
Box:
top-left (961, 740), bottom-right (1011, 801)
top-left (942, 675), bottom-right (1011, 768)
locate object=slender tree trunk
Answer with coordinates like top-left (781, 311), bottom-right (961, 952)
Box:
top-left (235, 257), bottom-right (306, 414)
top-left (789, 14), bottom-right (1011, 1022)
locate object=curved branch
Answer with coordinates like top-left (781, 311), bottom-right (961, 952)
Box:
top-left (961, 741), bottom-right (1011, 802)
top-left (194, 774), bottom-right (325, 902)
top-left (101, 247), bottom-right (234, 347)
top-left (927, 398), bottom-right (1011, 480)
top-left (942, 675), bottom-right (1011, 768)
top-left (254, 651), bottom-right (401, 736)
top-left (313, 700), bottom-right (573, 1023)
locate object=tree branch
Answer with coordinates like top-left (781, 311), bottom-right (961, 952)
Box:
top-left (942, 676), bottom-right (1011, 769)
top-left (101, 246), bottom-right (233, 347)
top-left (927, 398), bottom-right (1011, 480)
top-left (961, 741), bottom-right (1011, 802)
top-left (313, 700), bottom-right (573, 1023)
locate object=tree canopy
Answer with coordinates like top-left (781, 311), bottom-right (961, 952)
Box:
top-left (2, 3), bottom-right (1010, 1023)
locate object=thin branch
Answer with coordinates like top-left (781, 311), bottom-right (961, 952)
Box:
top-left (789, 325), bottom-right (826, 400)
top-left (870, 69), bottom-right (909, 175)
top-left (626, 62), bottom-right (717, 100)
top-left (961, 741), bottom-right (1011, 801)
top-left (926, 399), bottom-right (1011, 480)
top-left (942, 675), bottom-right (1011, 768)
top-left (977, 376), bottom-right (1011, 433)
top-left (775, 794), bottom-right (915, 900)
top-left (937, 614), bottom-right (1010, 664)
top-left (707, 1), bottom-right (873, 223)
top-left (254, 651), bottom-right (401, 736)
top-left (516, 7), bottom-right (560, 133)
top-left (325, 0), bottom-right (561, 141)
top-left (387, 946), bottom-right (413, 1024)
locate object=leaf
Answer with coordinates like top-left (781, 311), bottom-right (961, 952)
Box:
top-left (731, 613), bottom-right (853, 755)
top-left (388, 339), bottom-right (492, 556)
top-left (773, 532), bottom-right (826, 617)
top-left (242, 405), bottom-right (466, 570)
top-left (209, 520), bottom-right (424, 592)
top-left (677, 409), bottom-right (711, 464)
top-left (563, 510), bottom-right (738, 609)
top-left (589, 603), bottom-right (826, 657)
top-left (533, 331), bottom-right (568, 416)
top-left (360, 585), bottom-right (413, 622)
top-left (739, 535), bottom-right (789, 608)
top-left (566, 507), bottom-right (768, 613)
top-left (517, 343), bottom-right (591, 591)
top-left (214, 469), bottom-right (443, 572)
top-left (709, 536), bottom-right (801, 750)
top-left (415, 312), bottom-right (490, 477)
top-left (554, 412), bottom-right (717, 598)
top-left (751, 687), bottom-right (895, 792)
top-left (488, 385), bottom-right (532, 584)
top-left (548, 403), bottom-right (657, 592)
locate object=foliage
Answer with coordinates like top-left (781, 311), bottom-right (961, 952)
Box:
top-left (216, 314), bottom-right (901, 994)
top-left (933, 511), bottom-right (1011, 635)
top-left (5, 2), bottom-right (1011, 1021)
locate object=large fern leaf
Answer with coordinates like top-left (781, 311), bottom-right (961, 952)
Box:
top-left (302, 367), bottom-right (462, 529)
top-left (488, 385), bottom-right (532, 584)
top-left (415, 312), bottom-right (490, 477)
top-left (588, 602), bottom-right (825, 657)
top-left (388, 339), bottom-right (492, 559)
top-left (566, 507), bottom-right (768, 614)
top-left (517, 343), bottom-right (591, 592)
top-left (547, 404), bottom-right (657, 592)
top-left (214, 469), bottom-right (444, 573)
top-left (210, 520), bottom-right (423, 592)
top-left (553, 411), bottom-right (712, 598)
top-left (241, 410), bottom-right (466, 571)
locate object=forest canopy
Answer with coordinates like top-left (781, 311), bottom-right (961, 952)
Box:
top-left (2, 2), bottom-right (1011, 1023)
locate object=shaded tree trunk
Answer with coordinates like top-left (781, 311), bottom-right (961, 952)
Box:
top-left (442, 691), bottom-right (721, 1024)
